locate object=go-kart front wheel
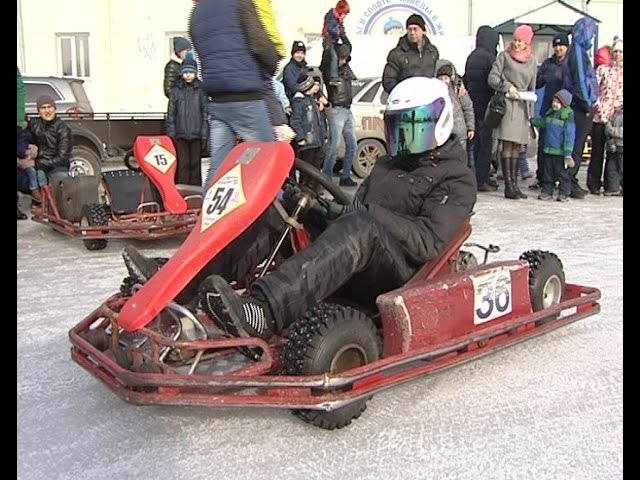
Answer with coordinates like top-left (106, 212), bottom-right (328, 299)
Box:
top-left (282, 304), bottom-right (381, 430)
top-left (520, 250), bottom-right (565, 311)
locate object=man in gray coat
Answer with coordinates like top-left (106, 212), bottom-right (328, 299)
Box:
top-left (382, 14), bottom-right (439, 93)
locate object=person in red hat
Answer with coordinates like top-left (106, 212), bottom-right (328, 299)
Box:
top-left (322, 0), bottom-right (351, 84)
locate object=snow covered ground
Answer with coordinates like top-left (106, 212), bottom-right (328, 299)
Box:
top-left (17, 165), bottom-right (622, 480)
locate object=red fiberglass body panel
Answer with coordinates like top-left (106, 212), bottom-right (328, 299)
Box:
top-left (377, 261), bottom-right (532, 357)
top-left (118, 141), bottom-right (294, 331)
top-left (134, 135), bottom-right (187, 214)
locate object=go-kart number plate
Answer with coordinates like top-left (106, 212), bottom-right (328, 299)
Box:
top-left (471, 269), bottom-right (513, 325)
top-left (143, 144), bottom-right (177, 174)
top-left (201, 164), bottom-right (247, 232)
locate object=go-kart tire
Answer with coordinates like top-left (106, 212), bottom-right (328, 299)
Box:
top-left (520, 250), bottom-right (565, 312)
top-left (353, 139), bottom-right (385, 179)
top-left (282, 304), bottom-right (381, 430)
top-left (120, 257), bottom-right (170, 296)
top-left (69, 146), bottom-right (102, 177)
top-left (454, 250), bottom-right (479, 272)
top-left (80, 203), bottom-right (109, 251)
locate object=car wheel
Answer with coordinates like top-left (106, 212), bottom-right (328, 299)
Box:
top-left (282, 304), bottom-right (381, 430)
top-left (520, 250), bottom-right (565, 312)
top-left (80, 203), bottom-right (109, 251)
top-left (70, 146), bottom-right (102, 177)
top-left (353, 139), bottom-right (385, 178)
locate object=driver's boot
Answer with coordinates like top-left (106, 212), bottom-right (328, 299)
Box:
top-left (199, 274), bottom-right (276, 342)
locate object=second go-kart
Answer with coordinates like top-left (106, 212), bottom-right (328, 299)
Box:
top-left (69, 141), bottom-right (601, 430)
top-left (31, 135), bottom-right (202, 251)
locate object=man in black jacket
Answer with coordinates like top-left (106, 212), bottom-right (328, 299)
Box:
top-left (382, 14), bottom-right (440, 94)
top-left (163, 37), bottom-right (191, 99)
top-left (463, 25), bottom-right (500, 192)
top-left (319, 43), bottom-right (358, 186)
top-left (121, 77), bottom-right (474, 346)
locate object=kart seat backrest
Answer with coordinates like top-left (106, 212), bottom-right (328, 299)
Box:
top-left (102, 169), bottom-right (152, 214)
top-left (48, 172), bottom-right (100, 222)
top-left (404, 219), bottom-right (472, 287)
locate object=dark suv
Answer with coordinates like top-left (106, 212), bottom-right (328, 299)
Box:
top-left (23, 76), bottom-right (93, 116)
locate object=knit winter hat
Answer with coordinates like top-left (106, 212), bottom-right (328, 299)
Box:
top-left (297, 74), bottom-right (315, 93)
top-left (180, 57), bottom-right (197, 75)
top-left (436, 64), bottom-right (455, 79)
top-left (513, 25), bottom-right (534, 45)
top-left (406, 14), bottom-right (426, 31)
top-left (291, 40), bottom-right (306, 56)
top-left (36, 95), bottom-right (56, 109)
top-left (335, 0), bottom-right (350, 15)
top-left (552, 32), bottom-right (570, 47)
top-left (554, 89), bottom-right (573, 108)
top-left (173, 37), bottom-right (191, 54)
top-left (612, 40), bottom-right (623, 52)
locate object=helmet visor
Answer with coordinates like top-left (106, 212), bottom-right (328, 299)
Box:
top-left (384, 99), bottom-right (446, 156)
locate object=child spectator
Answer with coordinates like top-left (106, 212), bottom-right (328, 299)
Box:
top-left (531, 89), bottom-right (576, 202)
top-left (16, 126), bottom-right (47, 205)
top-left (603, 106), bottom-right (623, 196)
top-left (166, 57), bottom-right (208, 186)
top-left (322, 0), bottom-right (351, 85)
top-left (290, 74), bottom-right (327, 188)
top-left (436, 62), bottom-right (475, 155)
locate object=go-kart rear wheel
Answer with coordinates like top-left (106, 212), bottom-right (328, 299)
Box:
top-left (282, 304), bottom-right (381, 430)
top-left (80, 203), bottom-right (109, 251)
top-left (520, 250), bottom-right (565, 312)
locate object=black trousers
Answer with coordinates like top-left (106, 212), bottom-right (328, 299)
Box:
top-left (473, 115), bottom-right (493, 187)
top-left (587, 122), bottom-right (606, 192)
top-left (180, 207), bottom-right (416, 332)
top-left (174, 138), bottom-right (202, 186)
top-left (604, 150), bottom-right (623, 193)
top-left (567, 108), bottom-right (593, 191)
top-left (297, 146), bottom-right (325, 189)
top-left (541, 154), bottom-right (571, 197)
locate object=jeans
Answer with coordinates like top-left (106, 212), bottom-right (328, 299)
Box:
top-left (17, 168), bottom-right (47, 194)
top-left (323, 106), bottom-right (357, 180)
top-left (204, 100), bottom-right (274, 191)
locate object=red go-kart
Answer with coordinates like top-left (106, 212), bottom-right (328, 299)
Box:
top-left (69, 141), bottom-right (601, 430)
top-left (31, 135), bottom-right (202, 251)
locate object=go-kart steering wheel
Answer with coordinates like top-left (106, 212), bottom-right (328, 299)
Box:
top-left (293, 158), bottom-right (352, 206)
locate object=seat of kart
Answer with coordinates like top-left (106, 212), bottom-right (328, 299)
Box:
top-left (101, 169), bottom-right (158, 214)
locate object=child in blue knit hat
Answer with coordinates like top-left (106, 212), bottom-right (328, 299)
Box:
top-left (531, 89), bottom-right (576, 202)
top-left (166, 57), bottom-right (208, 186)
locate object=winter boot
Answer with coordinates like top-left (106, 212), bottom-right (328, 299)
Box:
top-left (510, 157), bottom-right (528, 199)
top-left (502, 158), bottom-right (519, 199)
top-left (30, 188), bottom-right (43, 205)
top-left (199, 275), bottom-right (276, 342)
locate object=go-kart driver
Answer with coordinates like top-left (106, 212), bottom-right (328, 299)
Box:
top-left (123, 76), bottom-right (477, 345)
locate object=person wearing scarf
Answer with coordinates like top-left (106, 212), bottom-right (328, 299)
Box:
top-left (487, 24), bottom-right (537, 199)
top-left (588, 39), bottom-right (623, 195)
